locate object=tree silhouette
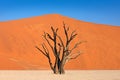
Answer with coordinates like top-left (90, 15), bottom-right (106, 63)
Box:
top-left (36, 22), bottom-right (83, 74)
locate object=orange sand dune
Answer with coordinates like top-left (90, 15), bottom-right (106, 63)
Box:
top-left (0, 14), bottom-right (120, 70)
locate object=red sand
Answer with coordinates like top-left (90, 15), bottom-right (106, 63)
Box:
top-left (0, 14), bottom-right (120, 70)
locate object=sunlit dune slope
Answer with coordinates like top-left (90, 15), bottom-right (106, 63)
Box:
top-left (0, 14), bottom-right (120, 69)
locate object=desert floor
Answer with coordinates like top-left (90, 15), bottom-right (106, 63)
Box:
top-left (0, 70), bottom-right (120, 80)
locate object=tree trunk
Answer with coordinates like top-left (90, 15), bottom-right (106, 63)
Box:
top-left (52, 58), bottom-right (65, 74)
top-left (59, 66), bottom-right (65, 74)
top-left (58, 61), bottom-right (65, 74)
top-left (53, 69), bottom-right (57, 74)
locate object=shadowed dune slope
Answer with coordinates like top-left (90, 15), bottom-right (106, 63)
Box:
top-left (0, 14), bottom-right (120, 70)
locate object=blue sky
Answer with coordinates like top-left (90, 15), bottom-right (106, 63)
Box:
top-left (0, 0), bottom-right (120, 26)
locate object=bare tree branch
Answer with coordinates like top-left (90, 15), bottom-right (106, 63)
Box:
top-left (68, 30), bottom-right (77, 45)
top-left (58, 43), bottom-right (62, 56)
top-left (57, 35), bottom-right (65, 49)
top-left (43, 43), bottom-right (49, 54)
top-left (66, 51), bottom-right (81, 63)
top-left (35, 46), bottom-right (48, 57)
top-left (41, 44), bottom-right (48, 54)
top-left (63, 22), bottom-right (69, 44)
top-left (69, 52), bottom-right (81, 59)
top-left (69, 42), bottom-right (82, 53)
top-left (46, 33), bottom-right (54, 41)
top-left (65, 41), bottom-right (86, 57)
top-left (43, 32), bottom-right (54, 53)
top-left (35, 45), bottom-right (54, 71)
top-left (47, 55), bottom-right (54, 70)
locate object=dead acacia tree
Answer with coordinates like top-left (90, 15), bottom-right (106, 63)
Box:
top-left (36, 22), bottom-right (83, 74)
